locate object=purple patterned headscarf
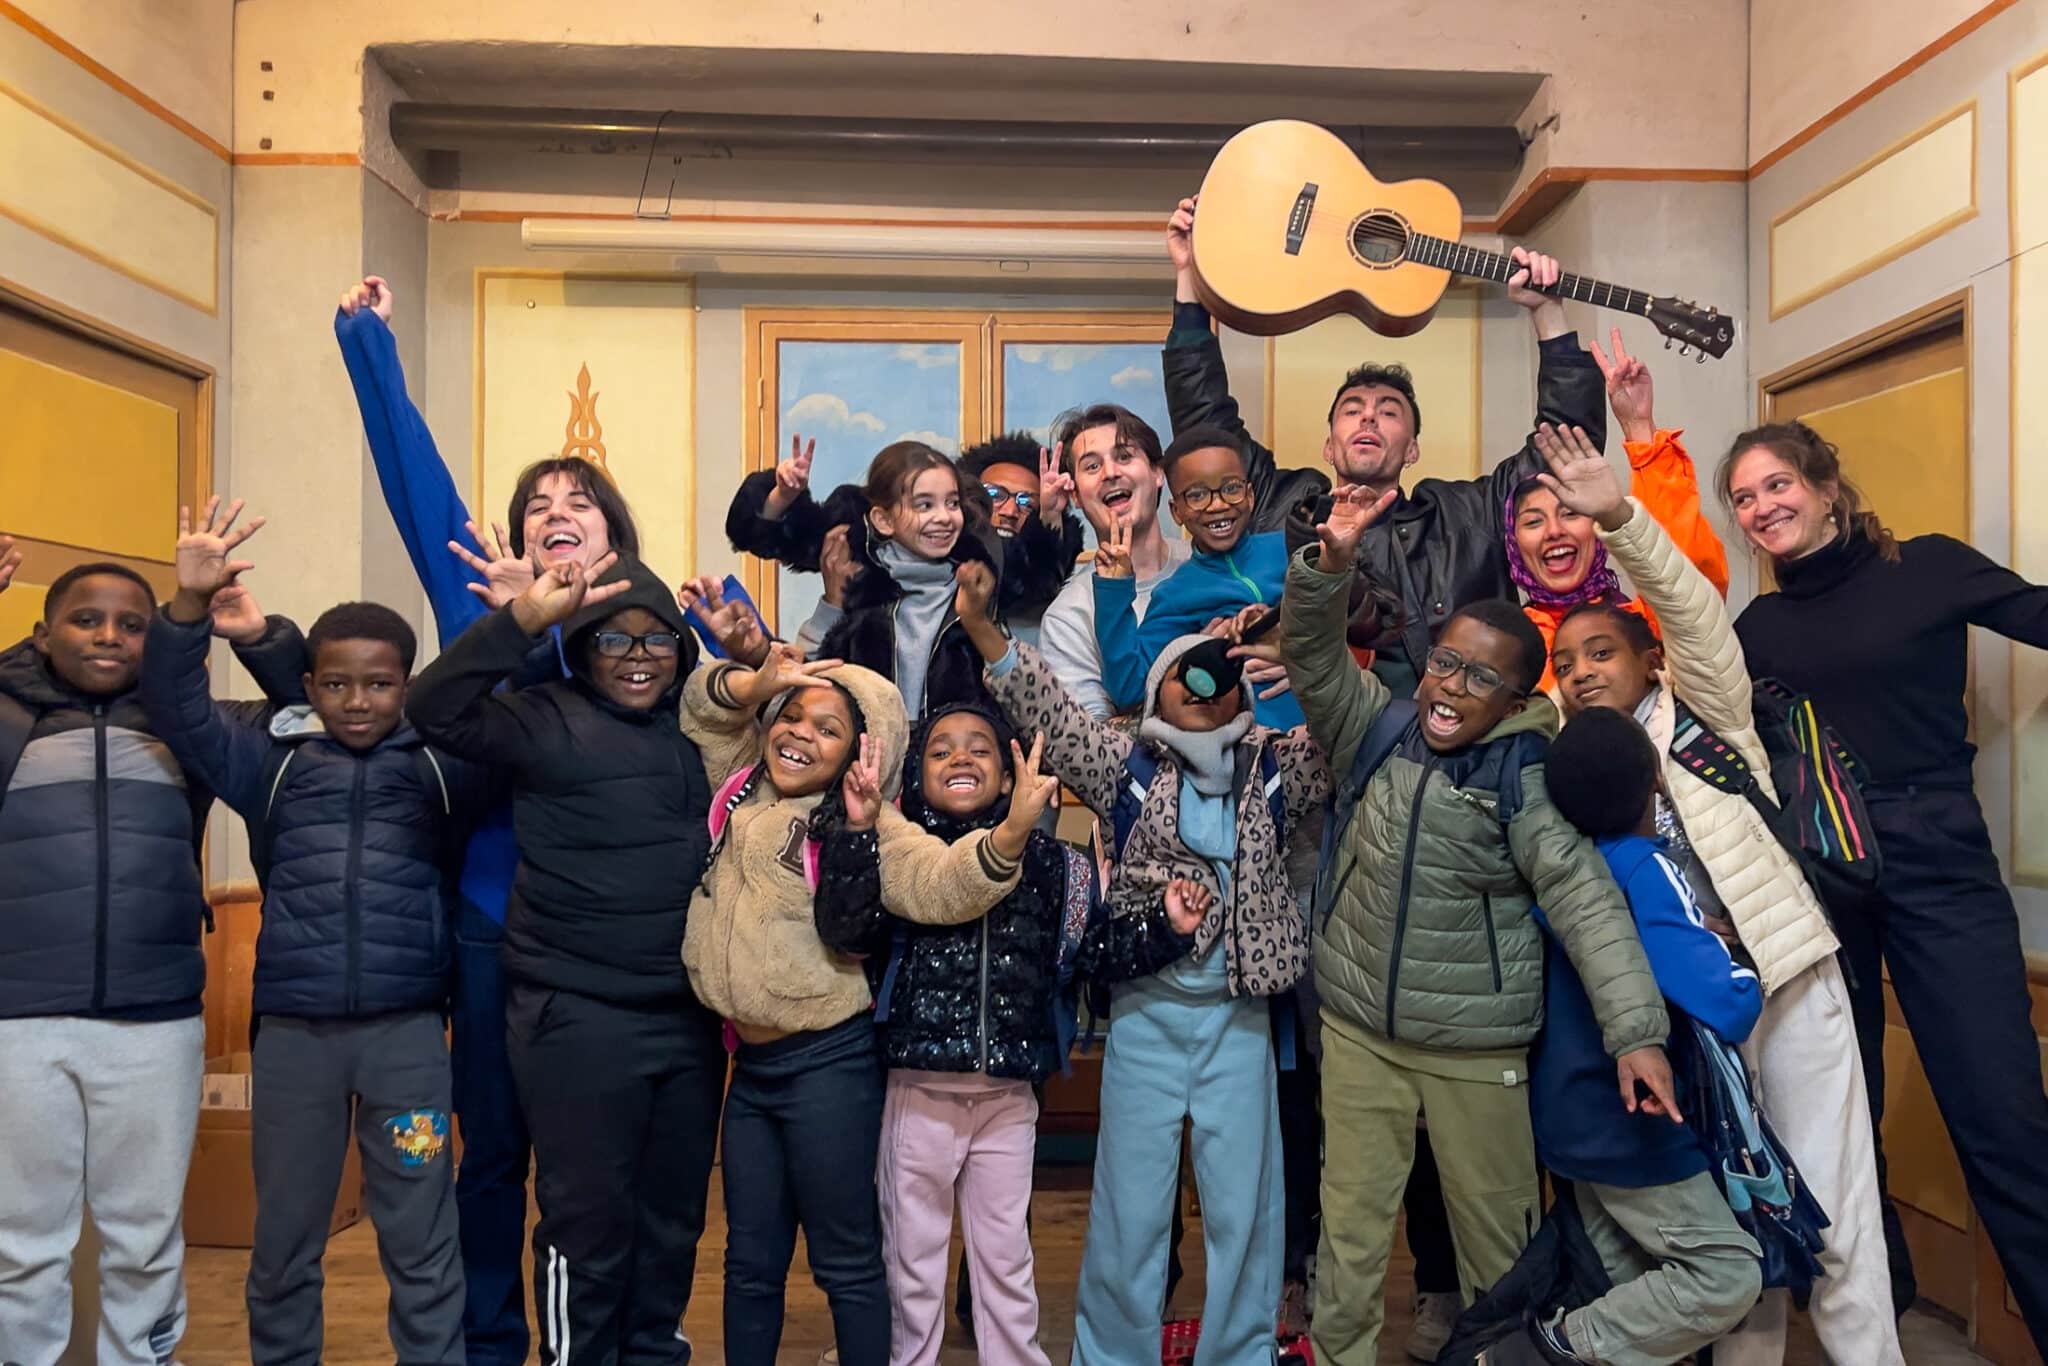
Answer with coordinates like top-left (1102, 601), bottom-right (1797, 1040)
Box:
top-left (1505, 484), bottom-right (1622, 610)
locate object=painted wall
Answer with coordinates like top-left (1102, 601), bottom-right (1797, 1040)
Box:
top-left (1749, 0), bottom-right (2000, 165)
top-left (229, 0), bottom-right (1748, 186)
top-left (12, 0), bottom-right (234, 149)
top-left (1747, 0), bottom-right (2048, 946)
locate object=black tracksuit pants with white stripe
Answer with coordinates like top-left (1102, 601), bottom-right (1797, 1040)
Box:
top-left (506, 981), bottom-right (726, 1365)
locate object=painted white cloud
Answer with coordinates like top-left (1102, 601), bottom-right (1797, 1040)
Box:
top-left (893, 429), bottom-right (959, 454)
top-left (1010, 344), bottom-right (1100, 373)
top-left (1108, 364), bottom-right (1154, 389)
top-left (894, 344), bottom-right (956, 370)
top-left (784, 391), bottom-right (887, 434)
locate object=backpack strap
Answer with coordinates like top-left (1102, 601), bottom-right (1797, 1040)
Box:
top-left (1668, 697), bottom-right (1756, 796)
top-left (708, 764), bottom-right (765, 853)
top-left (1110, 746), bottom-right (1160, 863)
top-left (247, 746), bottom-right (298, 889)
top-left (1314, 698), bottom-right (1418, 928)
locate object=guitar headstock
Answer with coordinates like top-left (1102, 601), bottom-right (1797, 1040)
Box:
top-left (1647, 297), bottom-right (1736, 361)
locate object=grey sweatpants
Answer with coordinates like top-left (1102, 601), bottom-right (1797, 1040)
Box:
top-left (0, 1014), bottom-right (204, 1366)
top-left (1563, 1171), bottom-right (1762, 1366)
top-left (247, 1010), bottom-right (462, 1366)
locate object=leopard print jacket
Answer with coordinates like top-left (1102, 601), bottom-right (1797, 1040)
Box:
top-left (985, 643), bottom-right (1330, 998)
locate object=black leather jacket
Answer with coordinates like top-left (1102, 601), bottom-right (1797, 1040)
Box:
top-left (1163, 301), bottom-right (1605, 693)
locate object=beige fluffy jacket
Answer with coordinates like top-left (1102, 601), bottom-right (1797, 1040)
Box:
top-left (678, 661), bottom-right (1020, 1036)
top-left (1599, 501), bottom-right (1840, 993)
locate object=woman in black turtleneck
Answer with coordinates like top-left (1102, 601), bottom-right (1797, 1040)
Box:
top-left (1721, 421), bottom-right (2048, 1353)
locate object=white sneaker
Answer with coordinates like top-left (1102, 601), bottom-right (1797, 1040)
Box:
top-left (1406, 1290), bottom-right (1459, 1361)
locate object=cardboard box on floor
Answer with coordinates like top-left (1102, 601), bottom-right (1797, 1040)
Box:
top-left (183, 1052), bottom-right (364, 1249)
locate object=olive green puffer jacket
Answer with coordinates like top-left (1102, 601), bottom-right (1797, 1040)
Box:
top-left (1280, 546), bottom-right (1667, 1058)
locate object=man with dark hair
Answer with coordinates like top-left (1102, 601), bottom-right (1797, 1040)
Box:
top-left (1163, 196), bottom-right (1603, 697)
top-left (957, 430), bottom-right (1085, 646)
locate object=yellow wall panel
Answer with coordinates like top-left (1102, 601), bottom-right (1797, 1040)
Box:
top-left (1769, 104), bottom-right (1976, 318)
top-left (1267, 290), bottom-right (1482, 489)
top-left (478, 275), bottom-right (696, 585)
top-left (2011, 57), bottom-right (2048, 883)
top-left (0, 348), bottom-right (180, 561)
top-left (0, 82), bottom-right (217, 314)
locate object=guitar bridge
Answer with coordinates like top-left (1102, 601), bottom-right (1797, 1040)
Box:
top-left (1286, 183), bottom-right (1317, 256)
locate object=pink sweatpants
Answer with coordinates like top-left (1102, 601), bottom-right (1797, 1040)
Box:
top-left (876, 1071), bottom-right (1050, 1366)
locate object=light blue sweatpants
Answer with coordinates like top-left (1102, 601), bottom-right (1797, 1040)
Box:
top-left (1073, 949), bottom-right (1283, 1366)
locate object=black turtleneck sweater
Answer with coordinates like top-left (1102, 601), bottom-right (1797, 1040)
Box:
top-left (1734, 530), bottom-right (2048, 784)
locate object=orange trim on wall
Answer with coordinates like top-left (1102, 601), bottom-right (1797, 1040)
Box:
top-left (0, 0), bottom-right (229, 162)
top-left (436, 205), bottom-right (1502, 234)
top-left (1481, 166), bottom-right (1747, 236)
top-left (231, 151), bottom-right (361, 167)
top-left (1748, 0), bottom-right (2018, 179)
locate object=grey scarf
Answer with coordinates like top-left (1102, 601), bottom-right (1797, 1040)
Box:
top-left (875, 539), bottom-right (959, 716)
top-left (1138, 710), bottom-right (1255, 796)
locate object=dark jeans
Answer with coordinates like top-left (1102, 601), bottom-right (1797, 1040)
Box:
top-left (1843, 779), bottom-right (2048, 1352)
top-left (1278, 1035), bottom-right (1323, 1285)
top-left (506, 981), bottom-right (725, 1366)
top-left (451, 905), bottom-right (533, 1366)
top-left (1405, 1127), bottom-right (1460, 1296)
top-left (723, 1016), bottom-right (890, 1366)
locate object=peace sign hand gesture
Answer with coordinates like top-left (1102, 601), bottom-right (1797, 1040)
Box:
top-left (842, 734), bottom-right (885, 831)
top-left (1037, 443), bottom-right (1074, 528)
top-left (449, 519), bottom-right (537, 609)
top-left (0, 535), bottom-right (21, 596)
top-left (1533, 423), bottom-right (1630, 533)
top-left (1313, 485), bottom-right (1399, 574)
top-left (1094, 513), bottom-right (1135, 580)
top-left (765, 435), bottom-right (816, 520)
top-left (1589, 327), bottom-right (1656, 444)
top-left (994, 734), bottom-right (1059, 858)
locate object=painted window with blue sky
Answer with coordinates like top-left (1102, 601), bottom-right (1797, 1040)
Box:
top-left (1000, 342), bottom-right (1178, 547)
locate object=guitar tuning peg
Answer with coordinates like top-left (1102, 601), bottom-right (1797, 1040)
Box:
top-left (1695, 350), bottom-right (1707, 364)
top-left (1664, 336), bottom-right (1673, 349)
top-left (1679, 345), bottom-right (1692, 358)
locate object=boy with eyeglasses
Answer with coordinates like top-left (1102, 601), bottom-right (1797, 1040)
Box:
top-left (1264, 487), bottom-right (1674, 1366)
top-left (1092, 422), bottom-right (1305, 729)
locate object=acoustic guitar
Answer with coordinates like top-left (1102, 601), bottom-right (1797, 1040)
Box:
top-left (1191, 120), bottom-right (1735, 361)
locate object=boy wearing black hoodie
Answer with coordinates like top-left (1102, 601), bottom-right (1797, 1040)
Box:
top-left (408, 554), bottom-right (720, 1366)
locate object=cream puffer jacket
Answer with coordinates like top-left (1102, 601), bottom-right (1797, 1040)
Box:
top-left (1598, 501), bottom-right (1840, 994)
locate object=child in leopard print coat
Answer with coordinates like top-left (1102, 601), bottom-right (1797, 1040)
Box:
top-left (956, 560), bottom-right (1329, 1366)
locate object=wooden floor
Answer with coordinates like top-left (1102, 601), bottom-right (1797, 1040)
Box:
top-left (178, 1162), bottom-right (1984, 1364)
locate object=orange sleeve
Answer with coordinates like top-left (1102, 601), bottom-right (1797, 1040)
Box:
top-left (1625, 429), bottom-right (1729, 599)
top-left (1529, 604), bottom-right (1563, 695)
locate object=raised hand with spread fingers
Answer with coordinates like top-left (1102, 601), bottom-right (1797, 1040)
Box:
top-left (449, 518), bottom-right (538, 610)
top-left (1533, 423), bottom-right (1630, 533)
top-left (169, 497), bottom-right (267, 624)
top-left (0, 534), bottom-right (20, 596)
top-left (1312, 484), bottom-right (1400, 574)
top-left (678, 575), bottom-right (770, 667)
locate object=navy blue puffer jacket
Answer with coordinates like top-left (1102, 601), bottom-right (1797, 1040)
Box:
top-left (0, 640), bottom-right (216, 1021)
top-left (139, 612), bottom-right (485, 1018)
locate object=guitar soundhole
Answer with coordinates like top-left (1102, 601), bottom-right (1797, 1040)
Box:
top-left (1350, 211), bottom-right (1410, 267)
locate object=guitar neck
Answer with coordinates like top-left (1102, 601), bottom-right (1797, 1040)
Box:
top-left (1409, 233), bottom-right (1651, 316)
